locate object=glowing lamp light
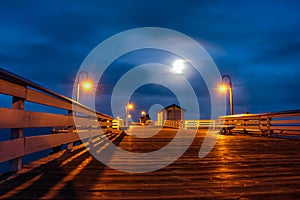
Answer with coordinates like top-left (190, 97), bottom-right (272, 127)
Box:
top-left (172, 59), bottom-right (185, 74)
top-left (218, 84), bottom-right (227, 93)
top-left (82, 81), bottom-right (92, 90)
top-left (127, 103), bottom-right (134, 110)
top-left (141, 111), bottom-right (146, 116)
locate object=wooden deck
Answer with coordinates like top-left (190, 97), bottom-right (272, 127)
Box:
top-left (1, 128), bottom-right (300, 199)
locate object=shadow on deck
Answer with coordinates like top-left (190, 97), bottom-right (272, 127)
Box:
top-left (1, 128), bottom-right (300, 199)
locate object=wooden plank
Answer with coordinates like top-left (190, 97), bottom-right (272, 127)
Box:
top-left (278, 130), bottom-right (300, 135)
top-left (72, 105), bottom-right (112, 120)
top-left (0, 108), bottom-right (73, 128)
top-left (1, 128), bottom-right (300, 199)
top-left (270, 119), bottom-right (300, 124)
top-left (24, 133), bottom-right (80, 155)
top-left (260, 121), bottom-right (268, 124)
top-left (99, 121), bottom-right (111, 127)
top-left (0, 79), bottom-right (26, 98)
top-left (268, 112), bottom-right (300, 118)
top-left (26, 88), bottom-right (71, 111)
top-left (0, 130), bottom-right (105, 163)
top-left (244, 126), bottom-right (260, 130)
top-left (0, 138), bottom-right (24, 163)
top-left (9, 96), bottom-right (25, 172)
top-left (270, 126), bottom-right (300, 131)
top-left (243, 121), bottom-right (259, 125)
top-left (96, 113), bottom-right (113, 120)
top-left (73, 116), bottom-right (100, 127)
top-left (73, 105), bottom-right (99, 117)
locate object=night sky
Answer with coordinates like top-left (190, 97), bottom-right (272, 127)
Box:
top-left (1, 0), bottom-right (300, 120)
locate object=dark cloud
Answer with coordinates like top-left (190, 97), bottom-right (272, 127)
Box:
top-left (0, 0), bottom-right (299, 117)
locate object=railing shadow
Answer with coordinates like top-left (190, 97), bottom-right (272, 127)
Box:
top-left (0, 131), bottom-right (126, 199)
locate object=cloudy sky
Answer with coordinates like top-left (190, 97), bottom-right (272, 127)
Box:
top-left (1, 0), bottom-right (300, 120)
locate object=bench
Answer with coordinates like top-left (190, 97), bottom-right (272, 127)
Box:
top-left (219, 125), bottom-right (235, 135)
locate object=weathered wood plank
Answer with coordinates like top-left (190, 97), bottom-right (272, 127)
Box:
top-left (26, 88), bottom-right (71, 111)
top-left (24, 133), bottom-right (80, 155)
top-left (270, 126), bottom-right (300, 131)
top-left (0, 79), bottom-right (26, 98)
top-left (270, 119), bottom-right (300, 124)
top-left (0, 108), bottom-right (73, 128)
top-left (1, 128), bottom-right (300, 199)
top-left (0, 138), bottom-right (24, 162)
top-left (269, 112), bottom-right (300, 118)
top-left (0, 129), bottom-right (300, 199)
top-left (0, 130), bottom-right (110, 163)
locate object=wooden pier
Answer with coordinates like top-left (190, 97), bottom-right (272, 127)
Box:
top-left (1, 68), bottom-right (300, 199)
top-left (1, 128), bottom-right (300, 199)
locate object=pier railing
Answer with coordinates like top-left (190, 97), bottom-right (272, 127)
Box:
top-left (184, 120), bottom-right (216, 129)
top-left (0, 68), bottom-right (113, 172)
top-left (219, 110), bottom-right (300, 136)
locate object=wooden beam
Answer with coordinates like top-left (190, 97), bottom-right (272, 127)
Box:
top-left (0, 79), bottom-right (26, 98)
top-left (24, 133), bottom-right (80, 155)
top-left (0, 108), bottom-right (73, 128)
top-left (9, 97), bottom-right (24, 172)
top-left (270, 119), bottom-right (300, 124)
top-left (270, 126), bottom-right (300, 131)
top-left (0, 138), bottom-right (24, 163)
top-left (0, 130), bottom-right (106, 163)
top-left (26, 88), bottom-right (71, 111)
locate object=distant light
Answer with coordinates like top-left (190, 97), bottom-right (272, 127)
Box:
top-left (172, 59), bottom-right (185, 74)
top-left (82, 81), bottom-right (92, 90)
top-left (127, 103), bottom-right (134, 110)
top-left (218, 84), bottom-right (227, 93)
top-left (141, 111), bottom-right (146, 115)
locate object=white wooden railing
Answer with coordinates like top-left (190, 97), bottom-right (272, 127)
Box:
top-left (0, 68), bottom-right (113, 172)
top-left (219, 110), bottom-right (300, 136)
top-left (184, 120), bottom-right (216, 129)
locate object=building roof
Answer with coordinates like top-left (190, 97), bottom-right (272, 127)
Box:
top-left (158, 104), bottom-right (186, 113)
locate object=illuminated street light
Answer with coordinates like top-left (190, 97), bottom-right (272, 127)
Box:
top-left (141, 110), bottom-right (146, 116)
top-left (125, 103), bottom-right (134, 128)
top-left (82, 81), bottom-right (92, 90)
top-left (218, 75), bottom-right (234, 115)
top-left (127, 103), bottom-right (134, 110)
top-left (75, 71), bottom-right (92, 103)
top-left (218, 84), bottom-right (227, 93)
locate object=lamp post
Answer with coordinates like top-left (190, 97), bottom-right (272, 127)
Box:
top-left (75, 71), bottom-right (92, 103)
top-left (125, 103), bottom-right (134, 128)
top-left (219, 75), bottom-right (234, 115)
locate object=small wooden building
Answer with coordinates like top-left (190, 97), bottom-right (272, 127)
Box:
top-left (157, 104), bottom-right (185, 127)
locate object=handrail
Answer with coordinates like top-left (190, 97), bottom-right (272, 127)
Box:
top-left (219, 110), bottom-right (300, 136)
top-left (0, 68), bottom-right (112, 120)
top-left (0, 67), bottom-right (114, 172)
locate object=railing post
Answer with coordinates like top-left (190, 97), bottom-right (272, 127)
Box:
top-left (9, 96), bottom-right (24, 172)
top-left (267, 116), bottom-right (271, 135)
top-left (67, 110), bottom-right (74, 150)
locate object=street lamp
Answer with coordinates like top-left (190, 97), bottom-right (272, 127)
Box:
top-left (75, 71), bottom-right (92, 103)
top-left (219, 75), bottom-right (234, 115)
top-left (125, 103), bottom-right (134, 128)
